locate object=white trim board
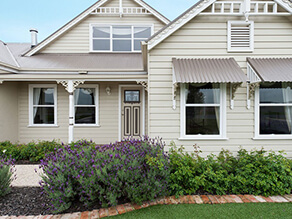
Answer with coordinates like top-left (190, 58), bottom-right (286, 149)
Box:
top-left (118, 84), bottom-right (145, 141)
top-left (24, 0), bottom-right (169, 56)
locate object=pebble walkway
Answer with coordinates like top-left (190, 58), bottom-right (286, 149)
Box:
top-left (1, 194), bottom-right (291, 219)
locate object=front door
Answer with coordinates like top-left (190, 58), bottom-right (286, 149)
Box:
top-left (121, 87), bottom-right (142, 139)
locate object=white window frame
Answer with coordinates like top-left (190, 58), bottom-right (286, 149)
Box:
top-left (89, 24), bottom-right (154, 53)
top-left (254, 84), bottom-right (292, 139)
top-left (180, 83), bottom-right (227, 140)
top-left (227, 21), bottom-right (254, 52)
top-left (74, 84), bottom-right (99, 127)
top-left (28, 84), bottom-right (57, 127)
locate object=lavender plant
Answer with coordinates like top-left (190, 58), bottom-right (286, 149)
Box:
top-left (0, 153), bottom-right (16, 197)
top-left (40, 137), bottom-right (170, 213)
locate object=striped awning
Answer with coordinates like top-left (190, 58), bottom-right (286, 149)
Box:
top-left (172, 58), bottom-right (247, 84)
top-left (247, 58), bottom-right (292, 82)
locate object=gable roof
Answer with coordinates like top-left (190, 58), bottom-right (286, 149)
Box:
top-left (23, 0), bottom-right (170, 57)
top-left (146, 0), bottom-right (292, 50)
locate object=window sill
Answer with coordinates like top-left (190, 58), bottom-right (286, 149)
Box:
top-left (178, 137), bottom-right (229, 141)
top-left (253, 136), bottom-right (292, 140)
top-left (27, 125), bottom-right (59, 128)
top-left (74, 124), bottom-right (101, 128)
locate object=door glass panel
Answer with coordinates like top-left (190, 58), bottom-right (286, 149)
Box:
top-left (124, 90), bottom-right (140, 103)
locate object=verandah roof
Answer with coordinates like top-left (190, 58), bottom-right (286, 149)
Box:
top-left (172, 58), bottom-right (247, 84)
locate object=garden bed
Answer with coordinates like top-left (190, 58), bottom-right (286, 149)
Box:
top-left (0, 187), bottom-right (130, 216)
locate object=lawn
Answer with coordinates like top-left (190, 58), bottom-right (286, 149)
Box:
top-left (112, 203), bottom-right (292, 219)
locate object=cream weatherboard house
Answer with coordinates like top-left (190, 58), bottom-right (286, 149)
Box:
top-left (0, 0), bottom-right (292, 157)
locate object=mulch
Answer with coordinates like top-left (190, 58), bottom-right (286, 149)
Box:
top-left (0, 187), bottom-right (129, 216)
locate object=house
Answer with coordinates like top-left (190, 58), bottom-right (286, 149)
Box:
top-left (0, 0), bottom-right (292, 157)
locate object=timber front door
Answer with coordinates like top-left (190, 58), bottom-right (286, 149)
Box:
top-left (121, 87), bottom-right (143, 139)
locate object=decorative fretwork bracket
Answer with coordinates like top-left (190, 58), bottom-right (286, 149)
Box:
top-left (247, 82), bottom-right (260, 109)
top-left (230, 83), bottom-right (242, 110)
top-left (136, 80), bottom-right (148, 92)
top-left (57, 80), bottom-right (85, 94)
top-left (172, 82), bottom-right (179, 110)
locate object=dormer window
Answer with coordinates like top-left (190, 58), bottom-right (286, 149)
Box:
top-left (227, 21), bottom-right (254, 52)
top-left (90, 24), bottom-right (152, 52)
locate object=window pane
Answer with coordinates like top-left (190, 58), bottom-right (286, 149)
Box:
top-left (93, 27), bottom-right (110, 38)
top-left (75, 107), bottom-right (96, 124)
top-left (260, 106), bottom-right (292, 134)
top-left (93, 39), bottom-right (110, 51)
top-left (33, 88), bottom-right (54, 105)
top-left (186, 107), bottom-right (220, 135)
top-left (113, 40), bottom-right (131, 51)
top-left (33, 107), bottom-right (54, 124)
top-left (260, 82), bottom-right (292, 104)
top-left (186, 83), bottom-right (220, 104)
top-left (113, 26), bottom-right (131, 38)
top-left (75, 88), bottom-right (95, 105)
top-left (134, 27), bottom-right (151, 38)
top-left (125, 90), bottom-right (140, 102)
top-left (134, 40), bottom-right (142, 51)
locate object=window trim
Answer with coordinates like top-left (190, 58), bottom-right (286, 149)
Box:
top-left (89, 23), bottom-right (154, 53)
top-left (28, 84), bottom-right (58, 127)
top-left (254, 84), bottom-right (292, 139)
top-left (227, 20), bottom-right (254, 53)
top-left (74, 84), bottom-right (99, 127)
top-left (180, 83), bottom-right (227, 140)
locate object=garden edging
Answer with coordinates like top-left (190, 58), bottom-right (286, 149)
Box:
top-left (1, 194), bottom-right (291, 219)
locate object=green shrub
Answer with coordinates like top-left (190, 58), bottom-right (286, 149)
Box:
top-left (0, 155), bottom-right (15, 197)
top-left (169, 142), bottom-right (292, 197)
top-left (0, 140), bottom-right (62, 162)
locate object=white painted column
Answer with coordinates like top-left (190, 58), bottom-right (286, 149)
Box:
top-left (57, 80), bottom-right (84, 143)
top-left (68, 80), bottom-right (74, 143)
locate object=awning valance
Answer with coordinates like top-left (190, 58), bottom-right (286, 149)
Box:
top-left (172, 58), bottom-right (247, 84)
top-left (247, 58), bottom-right (292, 82)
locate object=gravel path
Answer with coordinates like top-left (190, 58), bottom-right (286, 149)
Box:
top-left (12, 165), bottom-right (42, 187)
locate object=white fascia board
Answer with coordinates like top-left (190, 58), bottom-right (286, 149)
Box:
top-left (148, 0), bottom-right (216, 50)
top-left (275, 0), bottom-right (292, 13)
top-left (133, 0), bottom-right (170, 24)
top-left (0, 62), bottom-right (19, 73)
top-left (24, 0), bottom-right (109, 57)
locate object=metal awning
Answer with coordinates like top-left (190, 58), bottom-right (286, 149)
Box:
top-left (247, 57), bottom-right (292, 82)
top-left (172, 58), bottom-right (247, 84)
top-left (171, 58), bottom-right (247, 110)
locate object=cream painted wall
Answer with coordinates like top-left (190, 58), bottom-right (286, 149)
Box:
top-left (148, 15), bottom-right (292, 157)
top-left (0, 82), bottom-right (18, 142)
top-left (17, 82), bottom-right (147, 144)
top-left (40, 0), bottom-right (165, 53)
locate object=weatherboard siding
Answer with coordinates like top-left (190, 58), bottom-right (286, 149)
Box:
top-left (40, 0), bottom-right (165, 53)
top-left (0, 82), bottom-right (18, 142)
top-left (148, 15), bottom-right (292, 158)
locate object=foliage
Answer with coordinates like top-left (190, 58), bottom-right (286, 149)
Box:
top-left (40, 137), bottom-right (170, 213)
top-left (169, 142), bottom-right (292, 197)
top-left (0, 153), bottom-right (16, 197)
top-left (0, 140), bottom-right (62, 162)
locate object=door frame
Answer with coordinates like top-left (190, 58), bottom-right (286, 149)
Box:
top-left (118, 84), bottom-right (145, 141)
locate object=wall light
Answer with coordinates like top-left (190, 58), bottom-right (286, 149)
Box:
top-left (105, 86), bottom-right (111, 95)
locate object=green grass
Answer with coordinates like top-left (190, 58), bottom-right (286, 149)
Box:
top-left (112, 203), bottom-right (292, 219)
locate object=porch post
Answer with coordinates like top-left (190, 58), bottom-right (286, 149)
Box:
top-left (57, 80), bottom-right (84, 143)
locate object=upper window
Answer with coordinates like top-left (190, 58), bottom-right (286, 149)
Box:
top-left (181, 83), bottom-right (226, 139)
top-left (228, 21), bottom-right (254, 52)
top-left (91, 25), bottom-right (152, 52)
top-left (257, 82), bottom-right (292, 137)
top-left (74, 86), bottom-right (99, 125)
top-left (29, 84), bottom-right (57, 126)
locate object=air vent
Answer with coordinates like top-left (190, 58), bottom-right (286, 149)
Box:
top-left (228, 21), bottom-right (254, 52)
